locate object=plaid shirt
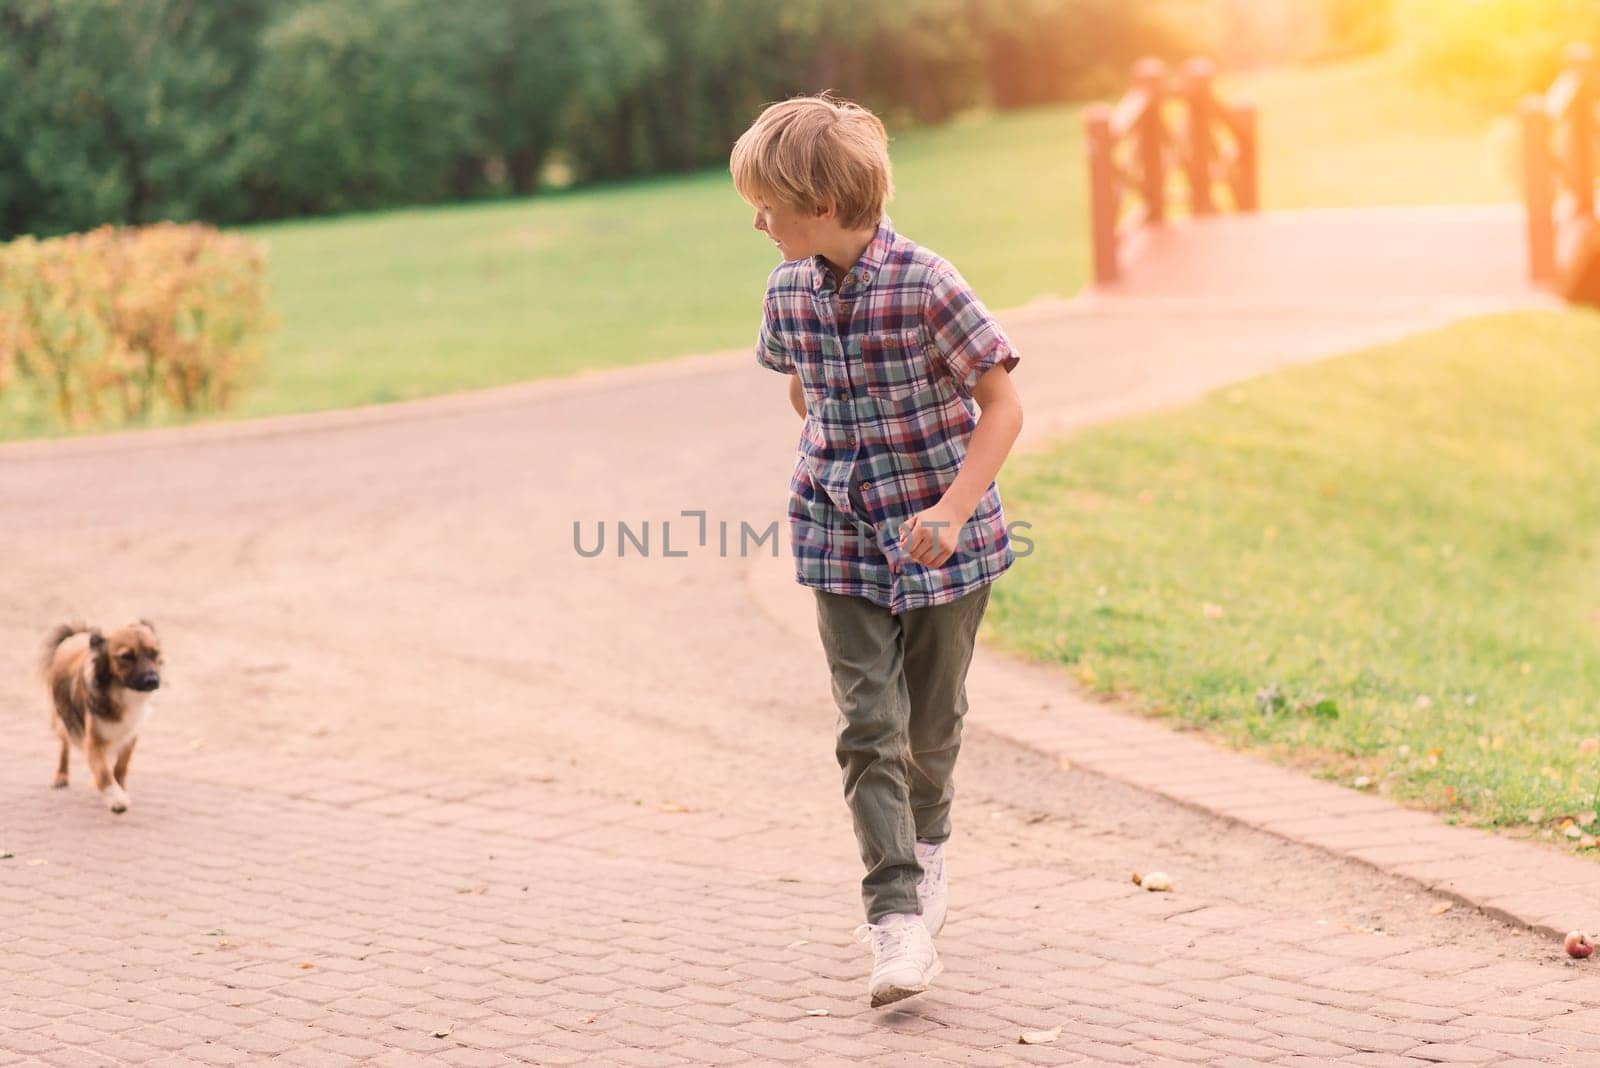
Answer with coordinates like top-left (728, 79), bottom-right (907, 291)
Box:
top-left (754, 216), bottom-right (1021, 614)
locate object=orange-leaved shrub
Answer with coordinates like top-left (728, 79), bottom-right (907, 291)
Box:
top-left (0, 223), bottom-right (272, 431)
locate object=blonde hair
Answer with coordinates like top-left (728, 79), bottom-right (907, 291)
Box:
top-left (730, 93), bottom-right (893, 231)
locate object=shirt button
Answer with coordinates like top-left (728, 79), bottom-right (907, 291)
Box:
top-left (847, 435), bottom-right (857, 446)
top-left (859, 481), bottom-right (870, 492)
top-left (835, 389), bottom-right (848, 400)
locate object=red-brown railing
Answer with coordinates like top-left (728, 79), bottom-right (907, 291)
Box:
top-left (1521, 43), bottom-right (1598, 285)
top-left (1083, 57), bottom-right (1258, 286)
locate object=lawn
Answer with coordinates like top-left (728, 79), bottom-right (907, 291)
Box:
top-left (1219, 53), bottom-right (1518, 210)
top-left (986, 308), bottom-right (1600, 837)
top-left (0, 52), bottom-right (1522, 436)
top-left (240, 52), bottom-right (1516, 422)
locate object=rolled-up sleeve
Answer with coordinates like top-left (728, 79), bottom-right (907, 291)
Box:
top-left (924, 266), bottom-right (1019, 398)
top-left (755, 287), bottom-right (794, 375)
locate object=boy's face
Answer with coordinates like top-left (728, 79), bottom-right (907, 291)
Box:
top-left (751, 196), bottom-right (830, 262)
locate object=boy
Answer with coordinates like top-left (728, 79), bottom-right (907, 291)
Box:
top-left (731, 94), bottom-right (1025, 1007)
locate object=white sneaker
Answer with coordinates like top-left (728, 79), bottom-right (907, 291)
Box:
top-left (852, 912), bottom-right (942, 1007)
top-left (915, 840), bottom-right (947, 936)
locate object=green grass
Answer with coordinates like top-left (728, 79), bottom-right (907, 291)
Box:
top-left (986, 309), bottom-right (1600, 834)
top-left (231, 100), bottom-right (1086, 422)
top-left (0, 51), bottom-right (1521, 437)
top-left (1221, 52), bottom-right (1518, 209)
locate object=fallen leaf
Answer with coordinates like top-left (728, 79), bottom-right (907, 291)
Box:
top-left (0, 851), bottom-right (11, 860)
top-left (432, 1026), bottom-right (453, 1038)
top-left (1057, 755), bottom-right (1073, 771)
top-left (786, 940), bottom-right (809, 950)
top-left (655, 800), bottom-right (691, 814)
top-left (26, 859), bottom-right (46, 866)
top-left (1019, 1027), bottom-right (1061, 1045)
top-left (579, 1015), bottom-right (595, 1025)
top-left (1428, 901), bottom-right (1453, 916)
top-left (805, 1008), bottom-right (830, 1017)
top-left (299, 962), bottom-right (313, 969)
top-left (1140, 871), bottom-right (1173, 892)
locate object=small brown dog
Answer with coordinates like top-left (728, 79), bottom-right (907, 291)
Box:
top-left (40, 620), bottom-right (163, 814)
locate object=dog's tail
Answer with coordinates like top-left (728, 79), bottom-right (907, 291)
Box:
top-left (39, 623), bottom-right (88, 679)
top-left (40, 623), bottom-right (91, 742)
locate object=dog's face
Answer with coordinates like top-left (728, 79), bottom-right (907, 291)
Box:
top-left (92, 620), bottom-right (162, 693)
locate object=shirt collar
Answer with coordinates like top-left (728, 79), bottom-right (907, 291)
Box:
top-left (812, 215), bottom-right (894, 295)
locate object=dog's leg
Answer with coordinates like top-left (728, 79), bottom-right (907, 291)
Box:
top-left (113, 737), bottom-right (136, 791)
top-left (85, 735), bottom-right (128, 814)
top-left (53, 734), bottom-right (70, 789)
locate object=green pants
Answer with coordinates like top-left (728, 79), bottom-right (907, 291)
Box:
top-left (813, 583), bottom-right (992, 923)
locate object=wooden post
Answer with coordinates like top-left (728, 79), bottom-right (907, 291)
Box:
top-left (1232, 102), bottom-right (1259, 212)
top-left (1181, 58), bottom-right (1217, 215)
top-left (1132, 58), bottom-right (1168, 225)
top-left (1521, 96), bottom-right (1556, 283)
top-left (1084, 103), bottom-right (1119, 285)
top-left (1563, 42), bottom-right (1595, 221)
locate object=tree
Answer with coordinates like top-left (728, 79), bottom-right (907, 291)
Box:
top-left (477, 0), bottom-right (659, 196)
top-left (233, 0), bottom-right (485, 217)
top-left (0, 0), bottom-right (276, 239)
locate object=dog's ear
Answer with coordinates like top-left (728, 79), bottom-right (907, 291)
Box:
top-left (138, 618), bottom-right (157, 636)
top-left (88, 630), bottom-right (106, 653)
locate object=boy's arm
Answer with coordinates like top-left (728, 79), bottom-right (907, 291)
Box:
top-left (932, 363), bottom-right (1021, 519)
top-left (754, 280), bottom-right (805, 418)
top-left (755, 278), bottom-right (793, 377)
top-left (900, 267), bottom-right (1024, 567)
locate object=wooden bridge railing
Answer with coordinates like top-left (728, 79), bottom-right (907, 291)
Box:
top-left (1083, 57), bottom-right (1258, 286)
top-left (1521, 42), bottom-right (1598, 285)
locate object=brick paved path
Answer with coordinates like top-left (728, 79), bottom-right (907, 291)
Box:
top-left (9, 734), bottom-right (1600, 1066)
top-left (5, 205), bottom-right (1594, 1065)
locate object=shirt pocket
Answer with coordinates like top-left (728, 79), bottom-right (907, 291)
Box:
top-left (859, 328), bottom-right (929, 399)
